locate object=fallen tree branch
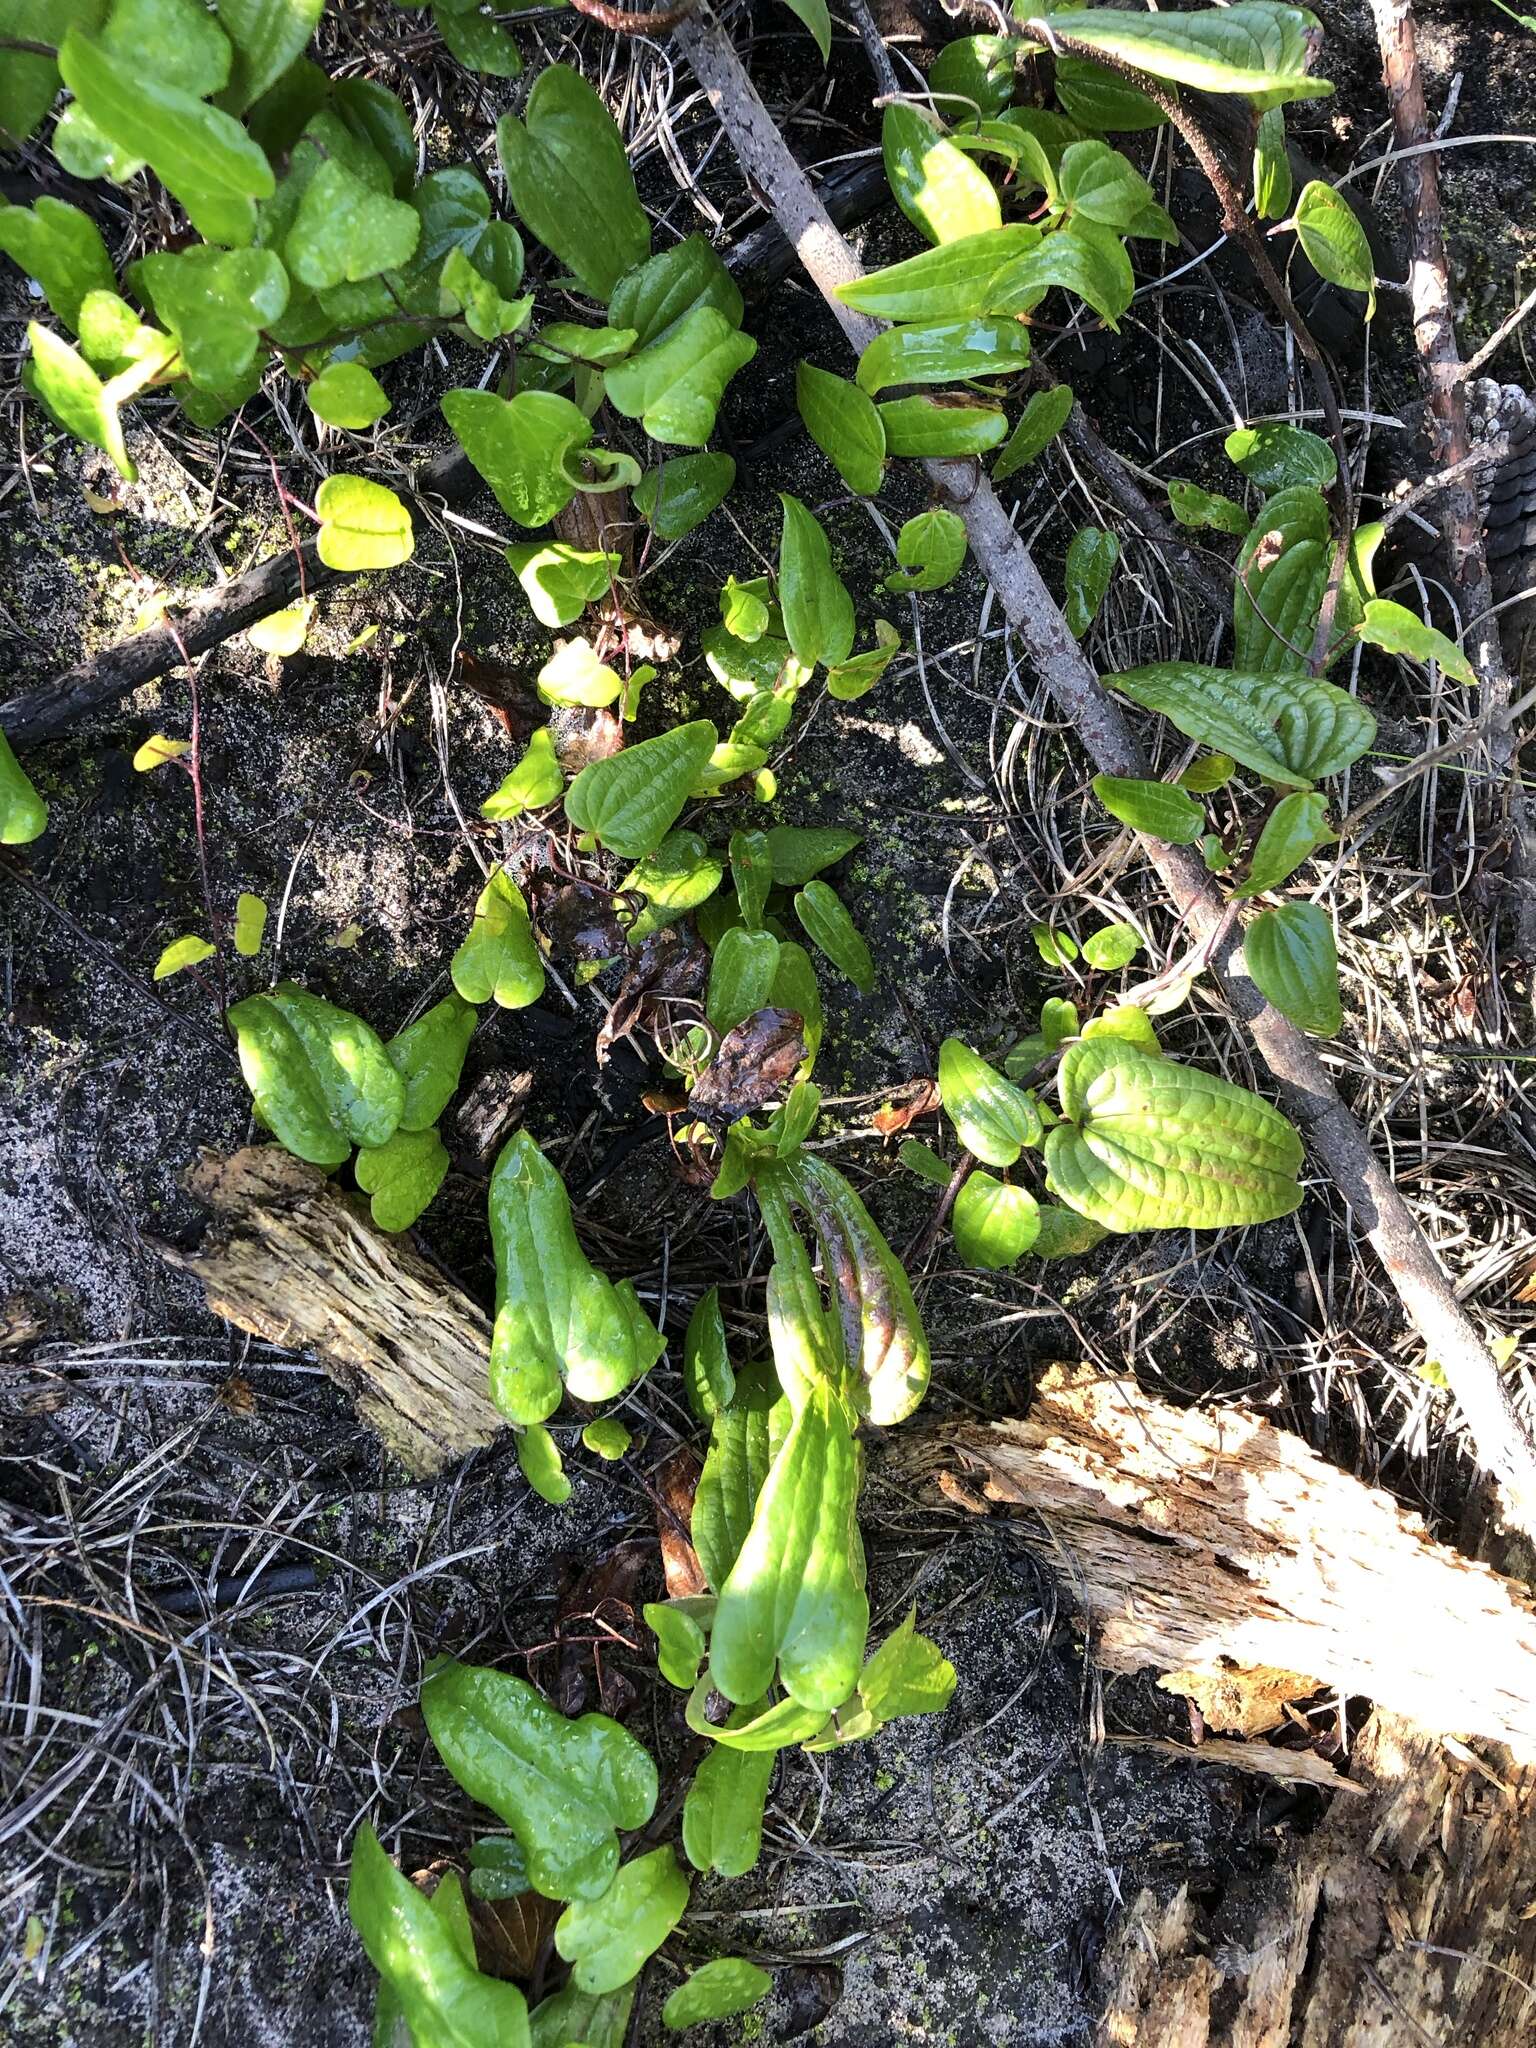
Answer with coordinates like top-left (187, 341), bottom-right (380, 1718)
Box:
top-left (1369, 0), bottom-right (1536, 951)
top-left (897, 1365), bottom-right (1536, 1755)
top-left (671, 2), bottom-right (1536, 1521)
top-left (158, 1147), bottom-right (503, 1478)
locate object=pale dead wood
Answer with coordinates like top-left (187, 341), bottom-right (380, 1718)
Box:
top-left (1096, 1887), bottom-right (1218, 2048)
top-left (1103, 1733), bottom-right (1369, 1799)
top-left (158, 1146), bottom-right (501, 1477)
top-left (670, 2), bottom-right (1536, 1527)
top-left (895, 1365), bottom-right (1536, 1756)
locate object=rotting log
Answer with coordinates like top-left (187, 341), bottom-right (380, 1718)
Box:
top-left (891, 1365), bottom-right (1536, 1758)
top-left (670, 1), bottom-right (1536, 1529)
top-left (158, 1146), bottom-right (502, 1477)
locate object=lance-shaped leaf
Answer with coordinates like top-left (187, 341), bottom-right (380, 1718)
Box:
top-left (793, 881), bottom-right (873, 992)
top-left (634, 452), bottom-right (736, 538)
top-left (517, 1423), bottom-right (571, 1505)
top-left (1254, 104), bottom-right (1293, 219)
top-left (765, 826), bottom-right (861, 887)
top-left (1106, 661), bottom-right (1375, 787)
top-left (554, 1847), bottom-right (689, 1995)
top-left (835, 224), bottom-right (1041, 322)
top-left (385, 993), bottom-right (477, 1131)
top-left (1357, 597), bottom-right (1476, 687)
top-left (349, 1829), bottom-right (531, 2048)
top-left (451, 869), bottom-right (545, 1009)
top-left (685, 1680), bottom-right (829, 1751)
top-left (878, 394), bottom-right (1008, 458)
top-left (953, 1173), bottom-right (1040, 1268)
top-left (0, 198), bottom-right (114, 332)
top-left (662, 1959), bottom-right (773, 2031)
top-left (1064, 524), bottom-right (1119, 636)
top-left (216, 0), bottom-right (325, 112)
top-left (777, 1155), bottom-right (931, 1425)
top-left (855, 317), bottom-right (1031, 397)
top-left (707, 928), bottom-right (782, 1038)
top-left (1294, 179), bottom-right (1375, 315)
top-left (938, 1038), bottom-right (1043, 1166)
top-left (692, 1365), bottom-right (788, 1591)
top-left (1092, 773), bottom-right (1205, 844)
top-left (1232, 484), bottom-right (1330, 672)
top-left (1030, 5), bottom-right (1333, 101)
top-left (442, 388), bottom-right (591, 528)
top-left (682, 1730), bottom-right (776, 1875)
top-left (25, 323), bottom-right (135, 479)
top-left (58, 27), bottom-right (275, 248)
top-left (420, 1658), bottom-right (658, 1903)
top-left (496, 65), bottom-right (649, 301)
top-left (489, 1130), bottom-right (664, 1423)
top-left (1225, 420), bottom-right (1336, 492)
top-left (883, 102), bottom-right (1002, 245)
top-left (708, 1372), bottom-right (867, 1712)
top-left (1168, 477), bottom-right (1250, 535)
top-left (777, 494), bottom-right (855, 672)
top-left (355, 1125), bottom-right (449, 1232)
top-left (993, 383), bottom-right (1074, 482)
top-left (1045, 1039), bottom-right (1303, 1232)
top-left (1234, 789), bottom-right (1332, 897)
top-left (229, 983), bottom-right (403, 1165)
top-left (0, 728), bottom-right (49, 846)
top-left (604, 306), bottom-right (756, 449)
top-left (796, 361), bottom-right (885, 497)
top-left (1244, 901), bottom-right (1341, 1037)
top-left (565, 721), bottom-right (718, 860)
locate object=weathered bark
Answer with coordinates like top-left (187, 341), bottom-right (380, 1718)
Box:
top-left (896, 1365), bottom-right (1536, 1756)
top-left (159, 1147), bottom-right (501, 1477)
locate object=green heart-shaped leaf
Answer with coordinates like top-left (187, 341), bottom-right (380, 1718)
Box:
top-left (554, 1847), bottom-right (689, 1995)
top-left (564, 721), bottom-right (718, 860)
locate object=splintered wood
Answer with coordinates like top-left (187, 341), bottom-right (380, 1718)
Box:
top-left (923, 1365), bottom-right (1536, 1756)
top-left (161, 1147), bottom-right (502, 1476)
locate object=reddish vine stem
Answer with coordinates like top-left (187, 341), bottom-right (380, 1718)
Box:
top-left (670, 1), bottom-right (1536, 1526)
top-left (565, 0), bottom-right (699, 32)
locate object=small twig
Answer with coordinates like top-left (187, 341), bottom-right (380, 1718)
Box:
top-left (566, 0), bottom-right (699, 30)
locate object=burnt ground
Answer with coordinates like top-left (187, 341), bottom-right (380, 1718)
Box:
top-left (4, 1), bottom-right (1536, 2042)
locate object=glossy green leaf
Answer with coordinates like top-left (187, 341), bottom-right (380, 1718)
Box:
top-left (777, 495), bottom-right (854, 672)
top-left (555, 1847), bottom-right (689, 1995)
top-left (793, 881), bottom-right (873, 993)
top-left (938, 1038), bottom-right (1043, 1167)
top-left (645, 1600), bottom-right (709, 1690)
top-left (684, 1680), bottom-right (827, 1752)
top-left (496, 65), bottom-right (649, 301)
top-left (1168, 478), bottom-right (1250, 535)
top-left (1294, 179), bottom-right (1375, 314)
top-left (134, 243), bottom-right (287, 390)
top-left (856, 317), bottom-right (1030, 397)
top-left (1035, 5), bottom-right (1333, 101)
top-left (229, 983), bottom-right (403, 1165)
top-left (1091, 773), bottom-right (1204, 844)
top-left (565, 721), bottom-right (718, 860)
top-left (621, 831), bottom-right (723, 944)
top-left (878, 393), bottom-right (1008, 457)
top-left (986, 229), bottom-right (1134, 328)
top-left (488, 1129), bottom-right (664, 1423)
top-left (707, 929), bottom-right (782, 1038)
top-left (537, 639), bottom-right (623, 710)
top-left (307, 361), bottom-right (389, 429)
top-left (1046, 1039), bottom-right (1303, 1231)
top-left (683, 1285), bottom-right (735, 1422)
top-left (1225, 421), bottom-right (1336, 492)
top-left (1244, 900), bottom-right (1340, 1036)
top-left (528, 1984), bottom-right (633, 2048)
top-left (693, 1368), bottom-right (786, 1591)
top-left (435, 0), bottom-right (524, 77)
top-left (770, 942), bottom-right (823, 1076)
top-left (1032, 1204), bottom-right (1111, 1258)
top-left (1106, 661), bottom-right (1375, 786)
top-left (834, 224), bottom-right (1041, 322)
top-left (796, 361), bottom-right (885, 497)
top-left (1253, 104), bottom-right (1293, 220)
top-left (233, 891), bottom-right (267, 955)
top-left (855, 1607), bottom-right (957, 1723)
top-left (1232, 484), bottom-right (1331, 671)
top-left (900, 1138), bottom-right (951, 1186)
top-left (764, 826), bottom-right (860, 887)
top-left (1082, 1005), bottom-right (1160, 1054)
top-left (1056, 139), bottom-right (1172, 236)
top-left (1064, 524), bottom-right (1119, 636)
top-left (709, 1370), bottom-right (866, 1712)
top-left (26, 322), bottom-right (135, 478)
top-left (0, 0), bottom-right (106, 150)
top-left (721, 830), bottom-right (770, 934)
top-left (442, 387), bottom-right (591, 528)
top-left (314, 475), bottom-right (413, 571)
top-left (517, 1422), bottom-right (571, 1506)
top-left (439, 221), bottom-right (530, 343)
top-left (952, 1171), bottom-right (1039, 1267)
top-left (153, 933), bottom-right (215, 980)
top-left (883, 101), bottom-right (1002, 246)
top-left (450, 869), bottom-right (545, 1010)
top-left (0, 199), bottom-right (114, 333)
top-left (682, 1725), bottom-right (775, 1876)
top-left (827, 621), bottom-right (901, 702)
top-left (634, 453), bottom-right (736, 539)
top-left (1082, 921), bottom-right (1141, 970)
top-left (610, 234), bottom-right (742, 349)
top-left (355, 1125), bottom-right (449, 1232)
top-left (1053, 53), bottom-right (1168, 131)
top-left (1358, 597), bottom-right (1476, 687)
top-left (505, 544), bottom-right (617, 630)
top-left (59, 26), bottom-right (274, 246)
top-left (930, 33), bottom-right (1016, 119)
top-left (349, 1830), bottom-right (530, 2048)
top-left (420, 1657), bottom-right (657, 1902)
top-left (777, 0), bottom-right (830, 61)
top-left (884, 509), bottom-right (968, 595)
top-left (482, 729), bottom-right (563, 820)
top-left (215, 0), bottom-right (324, 112)
top-left (1179, 753), bottom-right (1237, 792)
top-left (993, 383), bottom-right (1073, 482)
top-left (1041, 996), bottom-right (1080, 1049)
top-left (0, 728), bottom-right (49, 846)
top-left (466, 1834), bottom-right (529, 1903)
top-left (663, 1959), bottom-right (773, 2031)
top-left (386, 993), bottom-right (476, 1131)
top-left (604, 306), bottom-right (756, 449)
top-left (1234, 789), bottom-right (1332, 897)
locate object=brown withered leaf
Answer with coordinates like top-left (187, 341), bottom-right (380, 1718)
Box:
top-left (597, 925), bottom-right (709, 1065)
top-left (550, 705), bottom-right (623, 775)
top-left (689, 1007), bottom-right (805, 1121)
top-left (457, 652), bottom-right (541, 740)
top-left (534, 881), bottom-right (626, 963)
top-left (469, 1891), bottom-right (560, 1984)
top-left (872, 1079), bottom-right (940, 1136)
top-left (654, 1444), bottom-right (708, 1598)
